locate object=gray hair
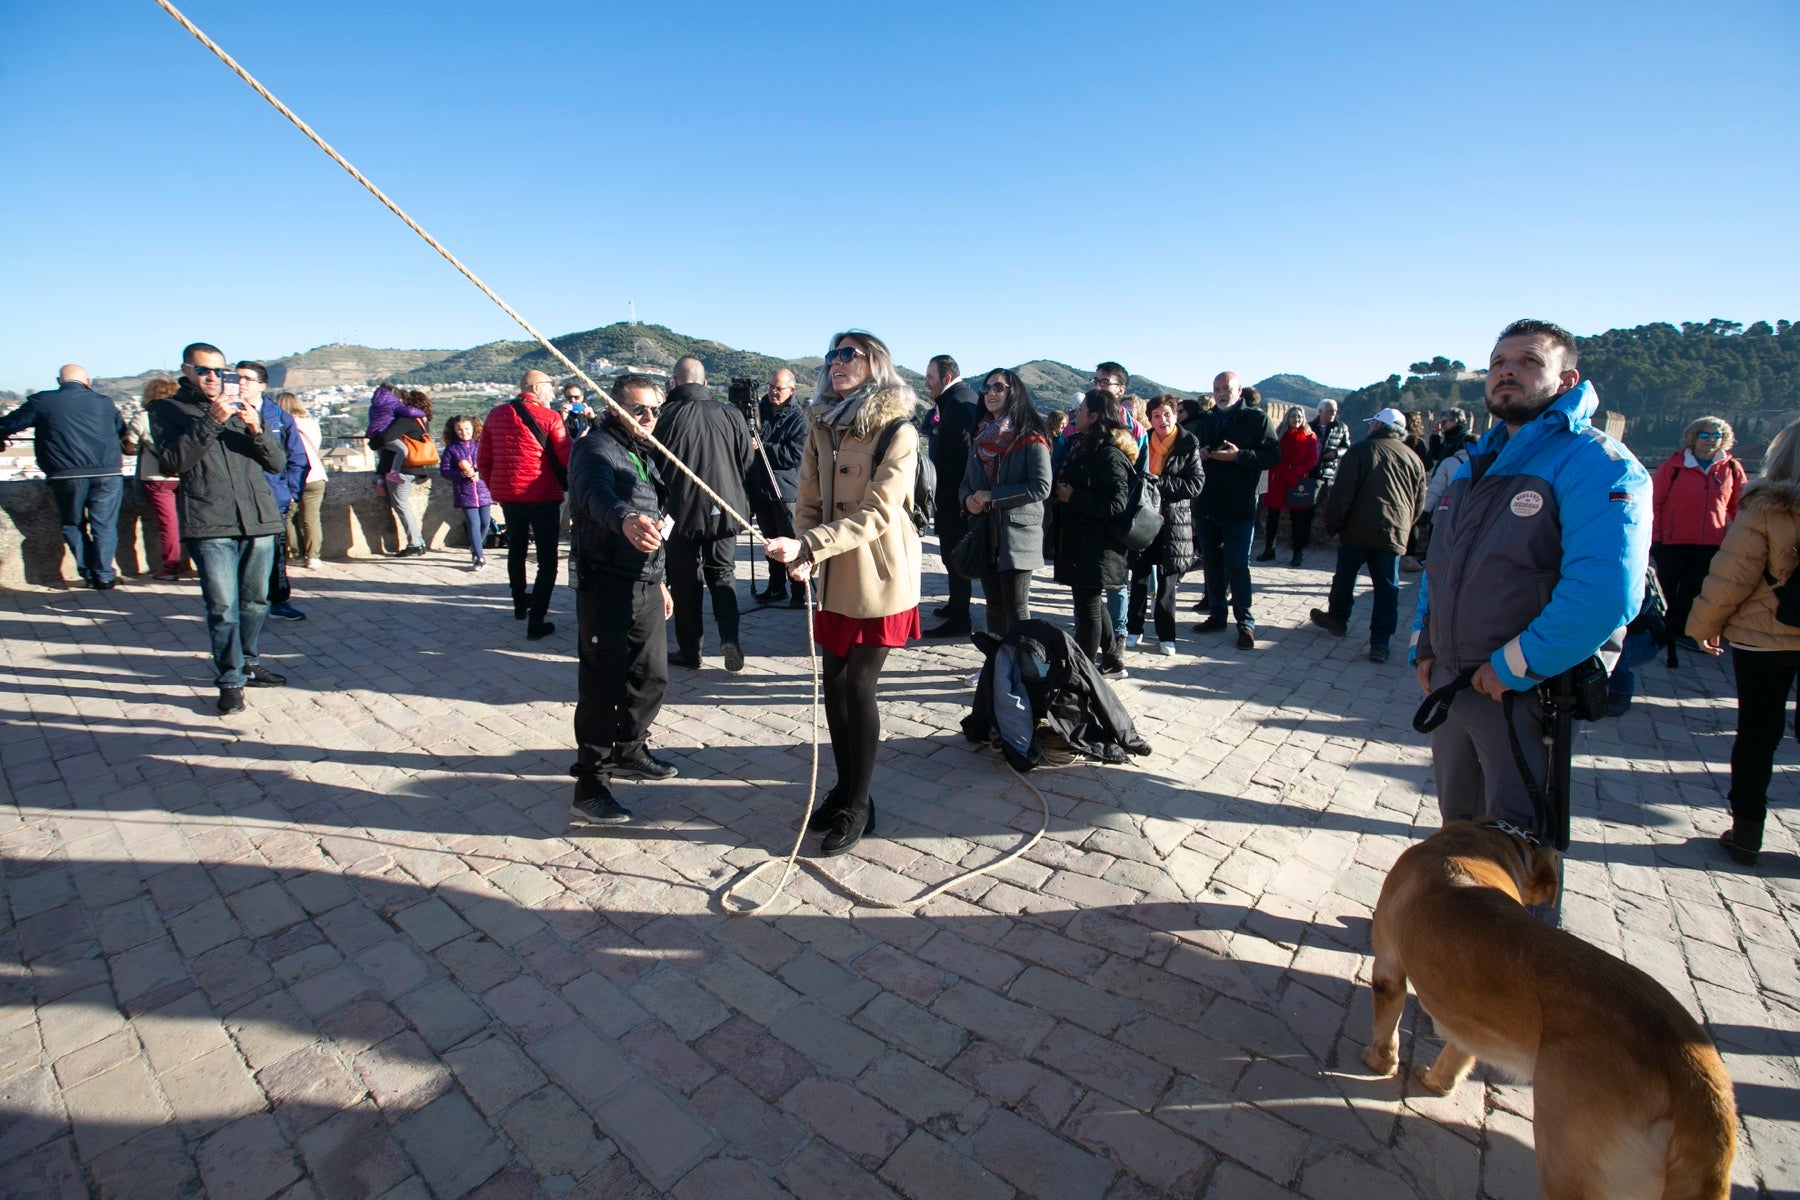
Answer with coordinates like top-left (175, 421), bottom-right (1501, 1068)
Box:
top-left (1682, 416), bottom-right (1735, 456)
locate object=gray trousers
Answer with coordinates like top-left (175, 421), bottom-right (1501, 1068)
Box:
top-left (1428, 661), bottom-right (1549, 831)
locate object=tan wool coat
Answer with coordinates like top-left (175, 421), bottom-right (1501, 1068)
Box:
top-left (1687, 479), bottom-right (1800, 651)
top-left (794, 385), bottom-right (924, 619)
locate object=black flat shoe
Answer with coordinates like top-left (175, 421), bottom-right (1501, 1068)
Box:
top-left (806, 786), bottom-right (848, 833)
top-left (819, 798), bottom-right (874, 857)
top-left (1719, 828), bottom-right (1760, 867)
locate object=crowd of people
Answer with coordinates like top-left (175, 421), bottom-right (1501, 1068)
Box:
top-left (3, 321), bottom-right (1796, 880)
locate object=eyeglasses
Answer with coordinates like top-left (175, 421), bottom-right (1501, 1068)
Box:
top-left (824, 346), bottom-right (866, 365)
top-left (628, 404), bottom-right (661, 419)
top-left (187, 364), bottom-right (225, 377)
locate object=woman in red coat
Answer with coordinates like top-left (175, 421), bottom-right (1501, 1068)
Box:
top-left (1257, 407), bottom-right (1320, 567)
top-left (1653, 416), bottom-right (1748, 662)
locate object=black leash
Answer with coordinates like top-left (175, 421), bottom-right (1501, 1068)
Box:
top-left (1413, 666), bottom-right (1559, 848)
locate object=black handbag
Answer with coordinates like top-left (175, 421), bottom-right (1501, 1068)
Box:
top-left (1285, 478), bottom-right (1317, 509)
top-left (950, 509), bottom-right (997, 580)
top-left (1110, 469), bottom-right (1164, 552)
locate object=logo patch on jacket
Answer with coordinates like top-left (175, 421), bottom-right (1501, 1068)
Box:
top-left (1509, 490), bottom-right (1544, 518)
top-left (1609, 490), bottom-right (1632, 503)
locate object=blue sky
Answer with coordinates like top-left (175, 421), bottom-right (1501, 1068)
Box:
top-left (2, 0), bottom-right (1795, 396)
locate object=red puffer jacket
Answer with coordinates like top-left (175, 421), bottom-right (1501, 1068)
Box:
top-left (478, 398), bottom-right (571, 504)
top-left (1651, 450), bottom-right (1746, 546)
top-left (1261, 425), bottom-right (1320, 510)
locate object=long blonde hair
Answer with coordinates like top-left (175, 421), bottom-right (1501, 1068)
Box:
top-left (1760, 418), bottom-right (1800, 483)
top-left (277, 391), bottom-right (309, 419)
top-left (819, 330), bottom-right (905, 398)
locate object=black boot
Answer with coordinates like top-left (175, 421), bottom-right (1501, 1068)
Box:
top-left (806, 786), bottom-right (848, 833)
top-left (1255, 545), bottom-right (1276, 562)
top-left (820, 796), bottom-right (874, 856)
top-left (1720, 797), bottom-right (1764, 866)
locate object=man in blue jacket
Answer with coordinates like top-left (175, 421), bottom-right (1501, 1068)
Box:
top-left (0, 365), bottom-right (126, 588)
top-left (239, 362), bottom-right (308, 621)
top-left (1411, 320), bottom-right (1650, 889)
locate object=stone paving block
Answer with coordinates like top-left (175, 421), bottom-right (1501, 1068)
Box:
top-left (696, 1015), bottom-right (817, 1103)
top-left (394, 975), bottom-right (491, 1052)
top-left (499, 1084), bottom-right (615, 1180)
top-left (158, 1042), bottom-right (266, 1132)
top-left (0, 1064), bottom-right (66, 1163)
top-left (525, 1018), bottom-right (640, 1108)
top-left (971, 1105), bottom-right (1117, 1200)
top-left (1156, 1076), bottom-right (1308, 1186)
top-left (295, 1101), bottom-right (414, 1200)
top-left (778, 1138), bottom-right (904, 1200)
top-left (225, 989), bottom-right (321, 1071)
top-left (393, 1091), bottom-right (513, 1200)
top-left (694, 950), bottom-right (804, 1024)
top-left (60, 1053), bottom-right (165, 1162)
top-left (354, 1030), bottom-right (453, 1112)
top-left (86, 1125), bottom-right (199, 1200)
top-left (771, 999), bottom-right (886, 1078)
top-left (391, 896), bottom-right (475, 951)
top-left (880, 1128), bottom-right (1014, 1200)
top-left (481, 974), bottom-right (579, 1043)
top-left (596, 1079), bottom-right (721, 1190)
top-left (1066, 1092), bottom-right (1215, 1196)
top-left (256, 1043), bottom-right (367, 1135)
top-left (852, 990), bottom-right (969, 1067)
top-left (444, 1031), bottom-right (550, 1117)
top-left (196, 1111), bottom-right (302, 1200)
top-left (931, 981), bottom-right (1056, 1057)
top-left (629, 964), bottom-right (733, 1041)
top-left (857, 1047), bottom-right (979, 1124)
top-left (0, 1137), bottom-right (87, 1200)
top-left (689, 1074), bottom-right (808, 1165)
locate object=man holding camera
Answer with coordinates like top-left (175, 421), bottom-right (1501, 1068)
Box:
top-left (752, 367), bottom-right (808, 606)
top-left (560, 383), bottom-right (596, 441)
top-left (149, 342), bottom-right (289, 715)
top-left (1411, 320), bottom-right (1649, 854)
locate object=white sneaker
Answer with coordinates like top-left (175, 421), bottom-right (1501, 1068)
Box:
top-left (1159, 642), bottom-right (1177, 657)
top-left (1127, 634), bottom-right (1144, 649)
top-left (471, 559), bottom-right (486, 572)
top-left (304, 557), bottom-right (323, 569)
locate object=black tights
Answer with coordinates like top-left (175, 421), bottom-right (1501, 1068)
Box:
top-left (822, 644), bottom-right (890, 804)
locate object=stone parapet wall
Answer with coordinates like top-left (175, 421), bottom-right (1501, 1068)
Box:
top-left (0, 473), bottom-right (477, 591)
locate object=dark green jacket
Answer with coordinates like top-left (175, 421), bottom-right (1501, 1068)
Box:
top-left (1321, 424), bottom-right (1426, 554)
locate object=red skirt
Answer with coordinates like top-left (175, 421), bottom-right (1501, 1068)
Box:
top-left (812, 606), bottom-right (921, 658)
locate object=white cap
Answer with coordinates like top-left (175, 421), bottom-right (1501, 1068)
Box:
top-left (1366, 407), bottom-right (1406, 428)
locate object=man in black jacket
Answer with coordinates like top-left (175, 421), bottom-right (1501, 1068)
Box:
top-left (1310, 399), bottom-right (1352, 512)
top-left (148, 343), bottom-right (289, 715)
top-left (656, 357), bottom-right (756, 671)
top-left (1191, 371), bottom-right (1282, 649)
top-left (0, 364), bottom-right (126, 588)
top-left (923, 354), bottom-right (980, 637)
top-left (568, 374), bottom-right (678, 825)
top-left (751, 367), bottom-right (809, 606)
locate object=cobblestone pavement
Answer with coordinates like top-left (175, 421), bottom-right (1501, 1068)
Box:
top-left (2, 539), bottom-right (1795, 1199)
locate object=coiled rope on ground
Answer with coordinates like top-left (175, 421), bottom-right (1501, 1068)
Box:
top-left (151, 0), bottom-right (1053, 916)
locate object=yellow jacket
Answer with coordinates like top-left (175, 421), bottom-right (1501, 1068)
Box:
top-left (1687, 479), bottom-right (1800, 651)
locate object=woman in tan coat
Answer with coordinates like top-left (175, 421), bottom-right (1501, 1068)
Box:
top-left (766, 331), bottom-right (923, 857)
top-left (1688, 417), bottom-right (1800, 866)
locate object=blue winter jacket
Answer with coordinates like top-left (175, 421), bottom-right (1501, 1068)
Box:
top-left (1410, 381), bottom-right (1650, 690)
top-left (260, 398), bottom-right (308, 512)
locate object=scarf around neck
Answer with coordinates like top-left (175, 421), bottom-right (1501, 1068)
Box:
top-left (974, 414), bottom-right (1018, 484)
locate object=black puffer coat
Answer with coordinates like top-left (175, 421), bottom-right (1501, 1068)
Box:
top-left (569, 418), bottom-right (670, 585)
top-left (961, 619), bottom-right (1152, 767)
top-left (656, 384), bottom-right (755, 541)
top-left (1145, 430), bottom-right (1204, 576)
top-left (1052, 428), bottom-right (1135, 589)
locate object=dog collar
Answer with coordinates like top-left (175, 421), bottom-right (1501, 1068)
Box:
top-left (1479, 819), bottom-right (1542, 871)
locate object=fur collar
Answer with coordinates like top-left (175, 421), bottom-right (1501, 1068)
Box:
top-left (1739, 477), bottom-right (1800, 517)
top-left (810, 383), bottom-right (922, 441)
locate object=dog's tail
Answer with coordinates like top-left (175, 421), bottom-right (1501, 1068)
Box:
top-left (1661, 1041), bottom-right (1737, 1200)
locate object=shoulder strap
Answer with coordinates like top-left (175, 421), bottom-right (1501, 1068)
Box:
top-left (872, 417), bottom-right (908, 465)
top-left (511, 399), bottom-right (568, 489)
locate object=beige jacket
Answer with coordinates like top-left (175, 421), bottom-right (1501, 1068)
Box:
top-left (795, 385), bottom-right (923, 619)
top-left (1687, 479), bottom-right (1800, 650)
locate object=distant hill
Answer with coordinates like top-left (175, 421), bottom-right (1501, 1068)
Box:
top-left (403, 323), bottom-right (804, 393)
top-left (1254, 375), bottom-right (1348, 407)
top-left (1014, 360), bottom-right (1196, 408)
top-left (274, 344), bottom-right (455, 390)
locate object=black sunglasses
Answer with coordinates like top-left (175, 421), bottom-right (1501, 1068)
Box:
top-left (824, 346), bottom-right (866, 365)
top-left (188, 364), bottom-right (225, 377)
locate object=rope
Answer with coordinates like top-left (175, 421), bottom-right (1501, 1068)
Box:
top-left (150, 0), bottom-right (760, 543)
top-left (153, 0), bottom-right (1053, 917)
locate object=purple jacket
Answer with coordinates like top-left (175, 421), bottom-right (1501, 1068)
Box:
top-left (365, 385), bottom-right (427, 440)
top-left (439, 437), bottom-right (494, 508)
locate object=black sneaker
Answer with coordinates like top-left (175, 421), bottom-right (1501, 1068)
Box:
top-left (526, 622), bottom-right (556, 641)
top-left (788, 593), bottom-right (807, 609)
top-left (722, 643), bottom-right (744, 672)
top-left (755, 586), bottom-right (786, 605)
top-left (269, 602), bottom-right (306, 621)
top-left (245, 665), bottom-right (287, 688)
top-left (1193, 616), bottom-right (1229, 634)
top-left (570, 792), bottom-right (631, 826)
top-left (1237, 625), bottom-right (1256, 650)
top-left (605, 746), bottom-right (678, 781)
top-left (668, 651), bottom-right (701, 668)
top-left (1097, 653), bottom-right (1129, 680)
top-left (1368, 645), bottom-right (1390, 664)
top-left (217, 687), bottom-right (246, 715)
top-left (1309, 608), bottom-right (1347, 638)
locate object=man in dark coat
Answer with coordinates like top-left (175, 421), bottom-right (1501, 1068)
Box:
top-left (656, 356), bottom-right (756, 671)
top-left (1310, 399), bottom-right (1353, 511)
top-left (1426, 407), bottom-right (1470, 468)
top-left (568, 374), bottom-right (678, 824)
top-left (923, 353), bottom-right (981, 637)
top-left (751, 367), bottom-right (809, 606)
top-left (1309, 407), bottom-right (1426, 662)
top-left (1191, 371), bottom-right (1282, 649)
top-left (0, 364), bottom-right (126, 588)
top-left (149, 342), bottom-right (289, 715)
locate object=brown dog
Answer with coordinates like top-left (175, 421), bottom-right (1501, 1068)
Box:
top-left (1362, 820), bottom-right (1737, 1199)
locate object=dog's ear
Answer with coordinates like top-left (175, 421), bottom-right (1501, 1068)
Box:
top-left (1523, 846), bottom-right (1561, 907)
